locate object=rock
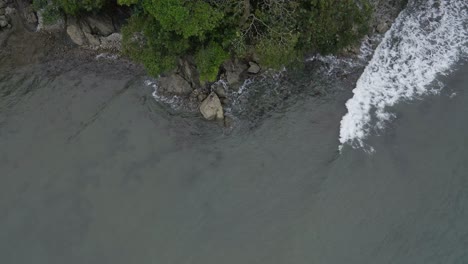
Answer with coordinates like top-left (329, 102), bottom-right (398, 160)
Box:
top-left (211, 82), bottom-right (227, 98)
top-left (0, 0), bottom-right (5, 9)
top-left (376, 21), bottom-right (389, 33)
top-left (23, 6), bottom-right (37, 25)
top-left (5, 7), bottom-right (15, 15)
top-left (0, 19), bottom-right (7, 28)
top-left (224, 115), bottom-right (233, 128)
top-left (0, 9), bottom-right (5, 16)
top-left (66, 18), bottom-right (85, 46)
top-left (99, 33), bottom-right (122, 51)
top-left (158, 74), bottom-right (193, 96)
top-left (84, 32), bottom-right (101, 46)
top-left (178, 57), bottom-right (201, 89)
top-left (223, 59), bottom-right (248, 85)
top-left (247, 61), bottom-right (261, 74)
top-left (85, 15), bottom-right (115, 36)
top-left (200, 92), bottom-right (224, 121)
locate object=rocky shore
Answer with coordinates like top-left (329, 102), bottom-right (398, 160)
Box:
top-left (1, 0), bottom-right (408, 123)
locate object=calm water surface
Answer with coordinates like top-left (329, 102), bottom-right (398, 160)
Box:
top-left (1, 56), bottom-right (467, 263)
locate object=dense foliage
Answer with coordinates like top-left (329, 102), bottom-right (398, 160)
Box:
top-left (33, 0), bottom-right (372, 82)
top-left (119, 0), bottom-right (372, 81)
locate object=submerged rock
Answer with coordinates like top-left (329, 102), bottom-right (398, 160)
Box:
top-left (158, 74), bottom-right (193, 96)
top-left (200, 92), bottom-right (224, 121)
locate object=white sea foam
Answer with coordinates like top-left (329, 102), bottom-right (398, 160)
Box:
top-left (145, 79), bottom-right (184, 109)
top-left (339, 0), bottom-right (468, 149)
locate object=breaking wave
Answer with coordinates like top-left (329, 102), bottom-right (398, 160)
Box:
top-left (339, 0), bottom-right (468, 149)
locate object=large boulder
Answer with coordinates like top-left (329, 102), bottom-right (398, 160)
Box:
top-left (200, 92), bottom-right (224, 121)
top-left (158, 74), bottom-right (193, 96)
top-left (66, 18), bottom-right (86, 45)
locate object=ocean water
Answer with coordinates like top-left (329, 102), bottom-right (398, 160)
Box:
top-left (1, 1), bottom-right (468, 263)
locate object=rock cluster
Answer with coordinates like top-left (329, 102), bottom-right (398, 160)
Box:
top-left (155, 58), bottom-right (261, 122)
top-left (66, 15), bottom-right (121, 51)
top-left (0, 0), bottom-right (12, 30)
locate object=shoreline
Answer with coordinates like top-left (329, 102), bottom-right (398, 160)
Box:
top-left (0, 0), bottom-right (408, 123)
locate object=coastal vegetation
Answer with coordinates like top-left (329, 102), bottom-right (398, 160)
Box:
top-left (31, 0), bottom-right (372, 81)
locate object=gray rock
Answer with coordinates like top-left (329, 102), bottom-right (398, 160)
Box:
top-left (0, 0), bottom-right (5, 9)
top-left (376, 21), bottom-right (390, 34)
top-left (5, 7), bottom-right (15, 15)
top-left (24, 6), bottom-right (37, 24)
top-left (158, 74), bottom-right (193, 96)
top-left (200, 92), bottom-right (224, 121)
top-left (85, 15), bottom-right (115, 36)
top-left (84, 32), bottom-right (101, 47)
top-left (66, 18), bottom-right (85, 46)
top-left (178, 57), bottom-right (201, 89)
top-left (99, 33), bottom-right (122, 51)
top-left (0, 19), bottom-right (7, 28)
top-left (223, 59), bottom-right (248, 85)
top-left (0, 9), bottom-right (5, 16)
top-left (247, 61), bottom-right (261, 74)
top-left (212, 82), bottom-right (227, 98)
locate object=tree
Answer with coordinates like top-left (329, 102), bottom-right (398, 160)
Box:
top-left (120, 0), bottom-right (373, 81)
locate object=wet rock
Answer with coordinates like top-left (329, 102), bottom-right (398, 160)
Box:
top-left (247, 61), bottom-right (261, 74)
top-left (85, 15), bottom-right (115, 36)
top-left (158, 74), bottom-right (193, 96)
top-left (200, 92), bottom-right (224, 121)
top-left (211, 82), bottom-right (227, 98)
top-left (223, 115), bottom-right (233, 128)
top-left (376, 21), bottom-right (390, 33)
top-left (223, 59), bottom-right (248, 85)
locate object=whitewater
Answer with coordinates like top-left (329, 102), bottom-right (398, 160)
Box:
top-left (339, 0), bottom-right (468, 149)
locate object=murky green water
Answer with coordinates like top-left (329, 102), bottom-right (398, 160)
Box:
top-left (1, 49), bottom-right (468, 264)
